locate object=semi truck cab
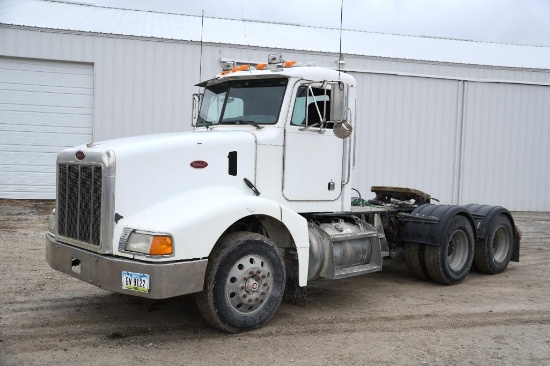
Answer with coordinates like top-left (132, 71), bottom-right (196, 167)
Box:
top-left (46, 54), bottom-right (520, 333)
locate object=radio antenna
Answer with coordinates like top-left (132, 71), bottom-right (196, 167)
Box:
top-left (199, 10), bottom-right (205, 86)
top-left (240, 3), bottom-right (251, 67)
top-left (338, 0), bottom-right (344, 77)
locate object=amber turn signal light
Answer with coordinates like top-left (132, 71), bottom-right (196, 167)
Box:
top-left (149, 235), bottom-right (173, 255)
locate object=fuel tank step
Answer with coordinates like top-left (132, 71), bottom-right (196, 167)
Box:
top-left (334, 262), bottom-right (382, 279)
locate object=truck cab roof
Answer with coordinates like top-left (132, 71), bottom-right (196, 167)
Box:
top-left (198, 65), bottom-right (357, 88)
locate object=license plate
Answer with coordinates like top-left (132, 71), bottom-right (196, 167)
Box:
top-left (122, 271), bottom-right (150, 293)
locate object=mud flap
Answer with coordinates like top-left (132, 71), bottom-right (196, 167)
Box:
top-left (284, 277), bottom-right (307, 306)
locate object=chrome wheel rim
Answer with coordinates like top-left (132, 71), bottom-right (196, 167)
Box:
top-left (447, 230), bottom-right (469, 271)
top-left (492, 226), bottom-right (510, 263)
top-left (225, 254), bottom-right (272, 315)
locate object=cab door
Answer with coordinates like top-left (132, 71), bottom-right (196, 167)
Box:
top-left (283, 84), bottom-right (344, 201)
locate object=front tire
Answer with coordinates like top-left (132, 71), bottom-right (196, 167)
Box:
top-left (425, 216), bottom-right (474, 285)
top-left (474, 214), bottom-right (514, 274)
top-left (196, 232), bottom-right (286, 333)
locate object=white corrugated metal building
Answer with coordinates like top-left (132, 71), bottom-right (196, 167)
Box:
top-left (1, 0), bottom-right (549, 210)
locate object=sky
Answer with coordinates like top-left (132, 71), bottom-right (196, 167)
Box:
top-left (85, 0), bottom-right (550, 47)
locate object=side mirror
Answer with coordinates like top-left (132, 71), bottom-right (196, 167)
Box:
top-left (329, 82), bottom-right (348, 123)
top-left (192, 93), bottom-right (203, 127)
top-left (329, 83), bottom-right (351, 139)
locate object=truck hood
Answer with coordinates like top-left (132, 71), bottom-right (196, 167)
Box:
top-left (79, 130), bottom-right (257, 220)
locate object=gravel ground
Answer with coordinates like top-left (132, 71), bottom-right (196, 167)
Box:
top-left (1, 200), bottom-right (549, 365)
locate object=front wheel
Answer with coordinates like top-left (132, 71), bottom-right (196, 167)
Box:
top-left (474, 214), bottom-right (514, 274)
top-left (196, 232), bottom-right (286, 333)
top-left (425, 216), bottom-right (475, 285)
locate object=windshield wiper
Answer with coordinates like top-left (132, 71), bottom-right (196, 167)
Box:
top-left (222, 120), bottom-right (264, 129)
top-left (196, 120), bottom-right (214, 129)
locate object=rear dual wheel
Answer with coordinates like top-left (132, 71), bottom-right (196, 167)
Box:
top-left (404, 243), bottom-right (429, 281)
top-left (406, 215), bottom-right (475, 285)
top-left (474, 214), bottom-right (514, 274)
top-left (425, 215), bottom-right (475, 285)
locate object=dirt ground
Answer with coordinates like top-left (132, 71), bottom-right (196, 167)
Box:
top-left (0, 200), bottom-right (549, 366)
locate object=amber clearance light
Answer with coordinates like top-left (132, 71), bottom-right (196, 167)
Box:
top-left (149, 235), bottom-right (173, 255)
top-left (231, 64), bottom-right (250, 72)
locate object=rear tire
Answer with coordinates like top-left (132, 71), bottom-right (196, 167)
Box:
top-left (404, 243), bottom-right (429, 280)
top-left (196, 232), bottom-right (285, 333)
top-left (425, 216), bottom-right (474, 285)
top-left (474, 214), bottom-right (514, 274)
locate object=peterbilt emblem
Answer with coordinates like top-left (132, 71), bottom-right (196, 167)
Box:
top-left (75, 150), bottom-right (85, 160)
top-left (190, 160), bottom-right (208, 169)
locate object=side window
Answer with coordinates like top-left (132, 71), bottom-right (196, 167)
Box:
top-left (290, 86), bottom-right (331, 128)
top-left (290, 87), bottom-right (307, 126)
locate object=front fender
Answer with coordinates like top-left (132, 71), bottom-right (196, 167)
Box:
top-left (113, 186), bottom-right (309, 275)
top-left (280, 205), bottom-right (309, 286)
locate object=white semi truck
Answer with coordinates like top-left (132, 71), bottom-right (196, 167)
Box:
top-left (46, 54), bottom-right (520, 333)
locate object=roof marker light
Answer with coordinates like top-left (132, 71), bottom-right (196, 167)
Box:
top-left (284, 60), bottom-right (296, 67)
top-left (256, 62), bottom-right (267, 70)
top-left (232, 64), bottom-right (250, 72)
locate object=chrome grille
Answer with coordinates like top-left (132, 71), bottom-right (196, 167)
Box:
top-left (57, 164), bottom-right (102, 246)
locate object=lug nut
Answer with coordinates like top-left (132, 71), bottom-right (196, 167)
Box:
top-left (255, 297), bottom-right (259, 301)
top-left (256, 270), bottom-right (261, 274)
top-left (261, 274), bottom-right (266, 279)
top-left (261, 291), bottom-right (265, 295)
top-left (240, 285), bottom-right (245, 290)
top-left (243, 277), bottom-right (248, 281)
top-left (242, 294), bottom-right (248, 298)
top-left (263, 283), bottom-right (268, 287)
top-left (248, 298), bottom-right (253, 303)
top-left (249, 271), bottom-right (254, 275)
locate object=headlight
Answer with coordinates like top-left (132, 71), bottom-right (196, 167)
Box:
top-left (48, 209), bottom-right (56, 235)
top-left (125, 231), bottom-right (173, 256)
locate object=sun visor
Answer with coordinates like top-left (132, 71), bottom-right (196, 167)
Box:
top-left (195, 73), bottom-right (287, 88)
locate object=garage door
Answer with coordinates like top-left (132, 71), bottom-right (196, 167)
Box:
top-left (0, 57), bottom-right (93, 199)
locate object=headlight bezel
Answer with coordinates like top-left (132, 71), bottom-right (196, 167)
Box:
top-left (120, 228), bottom-right (174, 257)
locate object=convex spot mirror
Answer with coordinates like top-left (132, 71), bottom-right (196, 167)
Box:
top-left (333, 121), bottom-right (352, 139)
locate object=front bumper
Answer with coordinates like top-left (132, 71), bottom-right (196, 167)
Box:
top-left (46, 234), bottom-right (207, 299)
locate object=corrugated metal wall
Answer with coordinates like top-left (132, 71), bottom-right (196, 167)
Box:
top-left (460, 82), bottom-right (550, 210)
top-left (0, 27), bottom-right (549, 210)
top-left (352, 74), bottom-right (461, 204)
top-left (350, 73), bottom-right (550, 211)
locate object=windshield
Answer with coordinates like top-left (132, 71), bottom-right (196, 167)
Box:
top-left (197, 78), bottom-right (288, 127)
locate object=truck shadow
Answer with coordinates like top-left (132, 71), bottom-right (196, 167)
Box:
top-left (20, 257), bottom-right (515, 346)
